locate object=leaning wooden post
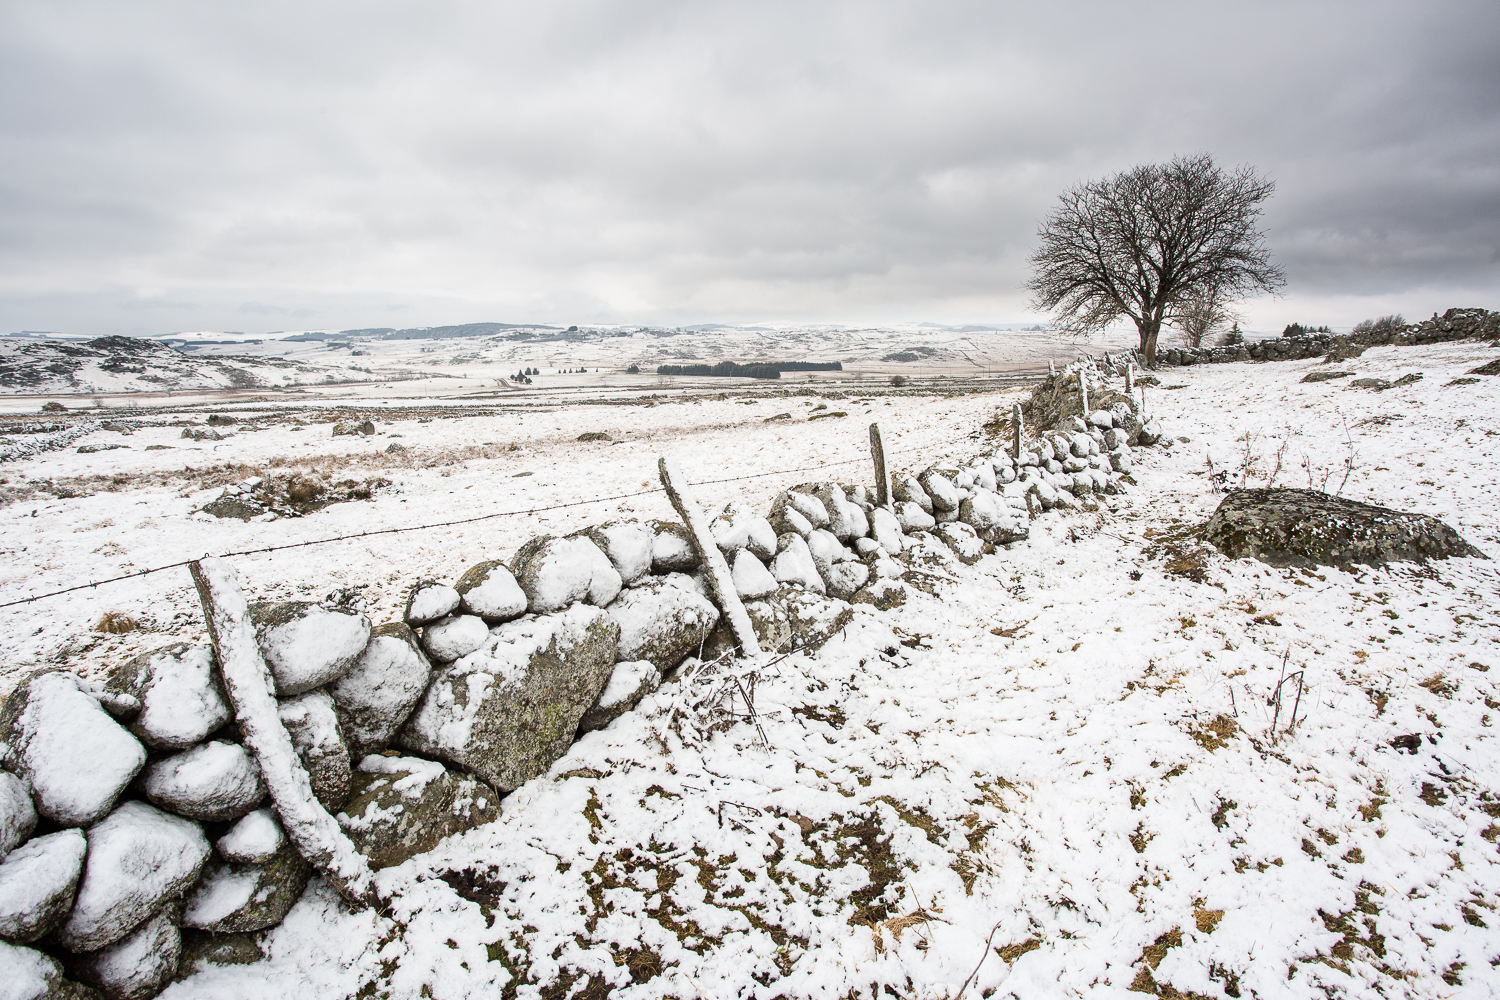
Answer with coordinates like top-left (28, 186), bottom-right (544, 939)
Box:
top-left (657, 458), bottom-right (761, 656)
top-left (1080, 375), bottom-right (1090, 416)
top-left (1011, 402), bottom-right (1024, 460)
top-left (1048, 358), bottom-right (1055, 377)
top-left (869, 422), bottom-right (889, 507)
top-left (189, 557), bottom-right (377, 907)
top-left (1126, 364), bottom-right (1134, 394)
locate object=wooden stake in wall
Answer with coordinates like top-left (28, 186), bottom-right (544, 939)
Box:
top-left (1011, 403), bottom-right (1024, 461)
top-left (1048, 359), bottom-right (1056, 376)
top-left (868, 422), bottom-right (889, 507)
top-left (1081, 376), bottom-right (1090, 416)
top-left (1126, 364), bottom-right (1134, 394)
top-left (657, 457), bottom-right (761, 656)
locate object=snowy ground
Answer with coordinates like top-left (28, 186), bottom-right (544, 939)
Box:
top-left (4, 339), bottom-right (1500, 997)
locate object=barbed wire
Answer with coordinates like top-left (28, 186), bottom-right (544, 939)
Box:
top-left (0, 432), bottom-right (984, 610)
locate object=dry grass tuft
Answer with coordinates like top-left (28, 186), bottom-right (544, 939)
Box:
top-left (94, 612), bottom-right (138, 634)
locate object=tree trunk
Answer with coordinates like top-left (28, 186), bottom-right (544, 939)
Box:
top-left (1137, 317), bottom-right (1163, 368)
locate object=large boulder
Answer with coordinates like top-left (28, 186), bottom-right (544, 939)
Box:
top-left (510, 536), bottom-right (621, 613)
top-left (329, 623), bottom-right (433, 758)
top-left (577, 660), bottom-right (662, 734)
top-left (0, 829), bottom-right (87, 943)
top-left (810, 485), bottom-right (867, 542)
top-left (397, 605), bottom-right (619, 792)
top-left (0, 672), bottom-right (145, 827)
top-left (58, 801), bottom-right (209, 952)
top-left (180, 844), bottom-right (310, 933)
top-left (606, 579), bottom-right (720, 671)
top-left (454, 561), bottom-right (528, 622)
top-left (69, 907), bottom-right (180, 1000)
top-left (141, 741), bottom-right (266, 822)
top-left (701, 587), bottom-right (854, 662)
top-left (337, 756), bottom-right (498, 869)
top-left (1204, 488), bottom-right (1487, 569)
top-left (249, 602), bottom-right (371, 696)
top-left (894, 501), bottom-right (936, 533)
top-left (916, 469), bottom-right (960, 512)
top-left (0, 772), bottom-right (37, 859)
top-left (580, 520), bottom-right (654, 585)
top-left (277, 692), bottom-right (352, 812)
top-left (104, 644), bottom-right (229, 751)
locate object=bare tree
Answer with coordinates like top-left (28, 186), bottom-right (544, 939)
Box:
top-left (1026, 154), bottom-right (1286, 366)
top-left (1173, 282), bottom-right (1239, 349)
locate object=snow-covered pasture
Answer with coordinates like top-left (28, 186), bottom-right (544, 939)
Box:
top-left (5, 339), bottom-right (1500, 998)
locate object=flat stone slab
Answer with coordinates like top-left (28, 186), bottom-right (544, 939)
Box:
top-left (1204, 488), bottom-right (1486, 569)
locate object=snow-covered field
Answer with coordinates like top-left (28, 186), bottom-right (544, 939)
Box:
top-left (3, 338), bottom-right (1500, 997)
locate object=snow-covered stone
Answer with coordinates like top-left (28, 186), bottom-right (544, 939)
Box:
top-left (934, 522), bottom-right (986, 565)
top-left (0, 829), bottom-right (86, 943)
top-left (578, 660), bottom-right (662, 734)
top-left (277, 691), bottom-right (352, 812)
top-left (1110, 450), bottom-right (1133, 473)
top-left (852, 578), bottom-right (908, 610)
top-left (895, 501), bottom-right (936, 533)
top-left (869, 506), bottom-right (903, 555)
top-left (710, 502), bottom-right (778, 560)
top-left (216, 807), bottom-right (285, 864)
top-left (455, 561), bottom-right (528, 622)
top-left (511, 535), bottom-right (621, 613)
top-left (731, 549), bottom-right (779, 600)
top-left (959, 490), bottom-right (1013, 540)
top-left (805, 529), bottom-right (849, 580)
top-left (1087, 409), bottom-right (1114, 429)
top-left (105, 643), bottom-right (229, 751)
top-left (917, 468), bottom-right (960, 512)
top-left (821, 561), bottom-right (871, 601)
top-left (329, 623), bottom-right (432, 758)
top-left (181, 843), bottom-right (310, 933)
top-left (404, 581), bottom-right (460, 627)
top-left (0, 773), bottom-right (36, 861)
top-left (810, 485), bottom-right (865, 542)
top-left (649, 521), bottom-right (699, 573)
top-left (398, 605), bottom-right (619, 792)
top-left (581, 520), bottom-right (654, 585)
top-left (421, 614), bottom-right (490, 663)
top-left (142, 740), bottom-right (266, 822)
top-left (177, 929), bottom-right (263, 975)
top-left (59, 800), bottom-right (209, 952)
top-left (852, 536), bottom-right (881, 558)
top-left (0, 671), bottom-right (145, 827)
top-left (768, 492), bottom-right (814, 537)
top-left (0, 941), bottom-right (62, 1000)
top-left (892, 472), bottom-right (933, 514)
top-left (337, 756), bottom-right (498, 869)
top-left (70, 907), bottom-right (180, 1000)
top-left (770, 533), bottom-right (824, 593)
top-left (607, 578), bottom-right (720, 671)
top-left (250, 601), bottom-right (371, 697)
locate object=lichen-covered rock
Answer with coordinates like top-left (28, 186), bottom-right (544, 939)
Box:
top-left (606, 579), bottom-right (720, 672)
top-left (577, 660), bottom-right (662, 735)
top-left (141, 741), bottom-right (265, 823)
top-left (177, 929), bottom-right (263, 976)
top-left (69, 907), bottom-right (180, 1000)
top-left (730, 549), bottom-right (779, 599)
top-left (810, 485), bottom-right (867, 542)
top-left (934, 521), bottom-right (986, 565)
top-left (510, 535), bottom-right (622, 614)
top-left (0, 940), bottom-right (63, 1000)
top-left (180, 844), bottom-right (310, 933)
top-left (1204, 488), bottom-right (1487, 569)
top-left (398, 605), bottom-right (619, 792)
top-left (768, 491), bottom-right (818, 538)
top-left (104, 644), bottom-right (229, 751)
top-left (0, 772), bottom-right (37, 860)
top-left (852, 578), bottom-right (908, 610)
top-left (455, 561), bottom-right (528, 622)
top-left (701, 587), bottom-right (854, 662)
top-left (0, 830), bottom-right (86, 943)
top-left (249, 602), bottom-right (371, 697)
top-left (277, 692), bottom-right (352, 812)
top-left (404, 581), bottom-right (460, 627)
top-left (894, 500), bottom-right (936, 533)
top-left (58, 801), bottom-right (209, 952)
top-left (821, 560), bottom-right (870, 601)
top-left (917, 469), bottom-right (960, 512)
top-left (215, 808), bottom-right (285, 864)
top-left (337, 756), bottom-right (498, 869)
top-left (709, 502), bottom-right (778, 560)
top-left (329, 623), bottom-right (433, 758)
top-left (421, 614), bottom-right (490, 663)
top-left (648, 521), bottom-right (699, 573)
top-left (581, 520), bottom-right (654, 585)
top-left (892, 472), bottom-right (933, 514)
top-left (0, 672), bottom-right (145, 827)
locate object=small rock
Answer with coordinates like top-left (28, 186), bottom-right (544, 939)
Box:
top-left (58, 801), bottom-right (209, 952)
top-left (852, 579), bottom-right (908, 610)
top-left (399, 605), bottom-right (619, 792)
top-left (1300, 370), bottom-right (1354, 383)
top-left (821, 560), bottom-right (870, 600)
top-left (917, 469), bottom-right (960, 512)
top-left (277, 691), bottom-right (352, 812)
top-left (0, 671), bottom-right (146, 827)
top-left (0, 829), bottom-right (87, 943)
top-left (177, 930), bottom-right (263, 975)
top-left (455, 561), bottom-right (528, 622)
top-left (385, 442), bottom-right (407, 453)
top-left (934, 522), bottom-right (986, 565)
top-left (141, 741), bottom-right (266, 822)
top-left (607, 578), bottom-right (721, 671)
top-left (420, 615), bottom-right (490, 663)
top-left (731, 549), bottom-right (779, 600)
top-left (329, 623), bottom-right (433, 758)
top-left (249, 602), bottom-right (371, 697)
top-left (648, 521), bottom-right (699, 573)
top-left (1348, 377), bottom-right (1392, 390)
top-left (331, 420), bottom-right (375, 436)
top-left (337, 756), bottom-right (498, 868)
top-left (0, 772), bottom-right (38, 860)
top-left (770, 533), bottom-right (824, 593)
top-left (215, 808), bottom-right (285, 864)
top-left (404, 581), bottom-right (461, 626)
top-left (180, 427), bottom-right (222, 441)
top-left (577, 660), bottom-right (662, 734)
top-left (767, 492), bottom-right (815, 537)
top-left (892, 472), bottom-right (932, 514)
top-left (105, 644), bottom-right (229, 751)
top-left (894, 500), bottom-right (936, 533)
top-left (510, 535), bottom-right (621, 614)
top-left (69, 907), bottom-right (180, 1000)
top-left (180, 844), bottom-right (311, 933)
top-left (580, 520), bottom-right (654, 585)
top-left (575, 431), bottom-right (611, 442)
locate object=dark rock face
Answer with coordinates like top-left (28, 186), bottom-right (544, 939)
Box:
top-left (1204, 488), bottom-right (1486, 570)
top-left (337, 757), bottom-right (498, 869)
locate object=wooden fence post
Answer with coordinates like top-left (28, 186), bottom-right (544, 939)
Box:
top-left (1012, 403), bottom-right (1024, 461)
top-left (869, 423), bottom-right (889, 507)
top-left (657, 457), bottom-right (761, 656)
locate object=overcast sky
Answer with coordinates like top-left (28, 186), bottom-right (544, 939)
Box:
top-left (1, 0), bottom-right (1496, 337)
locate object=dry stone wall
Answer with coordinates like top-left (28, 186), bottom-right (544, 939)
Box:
top-left (0, 356), bottom-right (1167, 999)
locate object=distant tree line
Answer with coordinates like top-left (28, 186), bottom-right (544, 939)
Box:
top-left (652, 361), bottom-right (842, 379)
